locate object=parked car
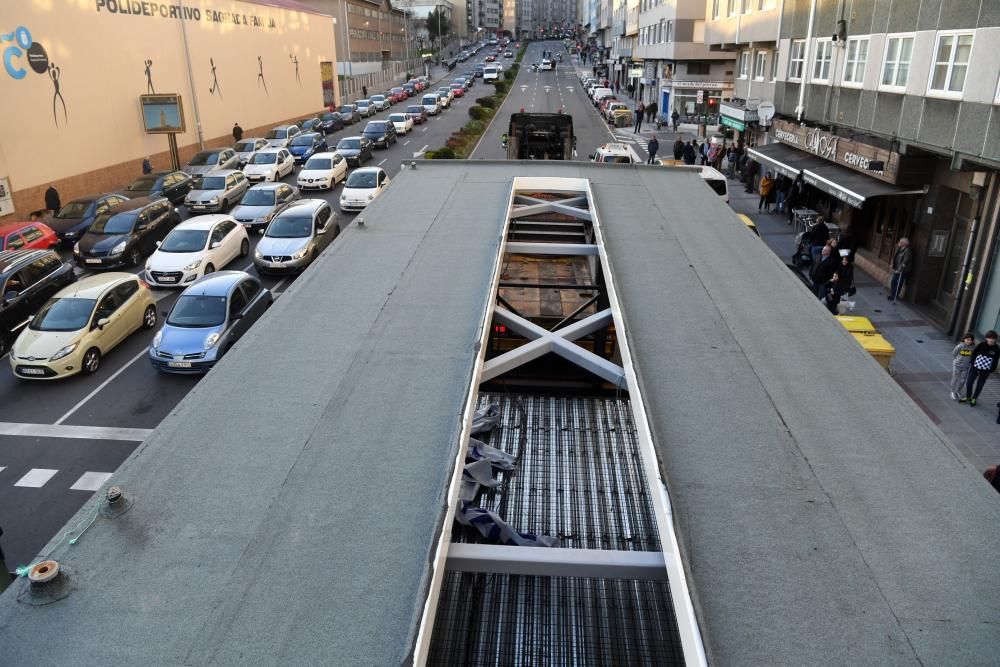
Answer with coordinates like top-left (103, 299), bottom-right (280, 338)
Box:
top-left (183, 148), bottom-right (239, 176)
top-left (339, 167), bottom-right (390, 212)
top-left (287, 132), bottom-right (328, 164)
top-left (145, 215), bottom-right (250, 288)
top-left (264, 124), bottom-right (301, 148)
top-left (405, 105), bottom-right (428, 124)
top-left (389, 87), bottom-right (407, 102)
top-left (149, 272), bottom-right (272, 374)
top-left (333, 136), bottom-right (374, 167)
top-left (355, 99), bottom-right (374, 117)
top-left (449, 83), bottom-right (465, 98)
top-left (401, 82), bottom-right (417, 97)
top-left (299, 117), bottom-right (322, 133)
top-left (234, 138), bottom-right (270, 166)
top-left (388, 112), bottom-right (414, 135)
top-left (10, 273), bottom-right (157, 379)
top-left (369, 94), bottom-right (391, 112)
top-left (474, 65), bottom-right (485, 78)
top-left (338, 104), bottom-right (361, 124)
top-left (253, 199), bottom-right (338, 274)
top-left (75, 197), bottom-right (180, 269)
top-left (407, 79), bottom-right (425, 92)
top-left (231, 182), bottom-right (300, 231)
top-left (45, 194), bottom-right (131, 247)
top-left (297, 152), bottom-right (348, 191)
top-left (184, 171), bottom-right (250, 213)
top-left (0, 221), bottom-right (58, 252)
top-left (435, 89), bottom-right (452, 109)
top-left (242, 148), bottom-right (295, 183)
top-left (318, 111), bottom-right (345, 134)
top-left (421, 94), bottom-right (441, 116)
top-left (362, 120), bottom-right (397, 149)
top-left (123, 170), bottom-right (193, 206)
top-left (0, 249), bottom-right (76, 358)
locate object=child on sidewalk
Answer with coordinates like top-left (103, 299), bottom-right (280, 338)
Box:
top-left (951, 333), bottom-right (975, 401)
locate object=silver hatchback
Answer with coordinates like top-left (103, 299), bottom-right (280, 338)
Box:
top-left (231, 182), bottom-right (300, 231)
top-left (253, 199), bottom-right (338, 274)
top-left (184, 170), bottom-right (249, 213)
top-left (184, 148), bottom-right (239, 176)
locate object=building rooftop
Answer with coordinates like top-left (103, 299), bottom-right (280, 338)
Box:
top-left (1, 161), bottom-right (998, 665)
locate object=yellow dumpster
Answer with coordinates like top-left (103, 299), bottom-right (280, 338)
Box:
top-left (835, 315), bottom-right (876, 334)
top-left (850, 331), bottom-right (895, 371)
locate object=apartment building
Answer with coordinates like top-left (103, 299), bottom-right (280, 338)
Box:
top-left (750, 0), bottom-right (999, 336)
top-left (467, 0), bottom-right (502, 33)
top-left (305, 0), bottom-right (409, 75)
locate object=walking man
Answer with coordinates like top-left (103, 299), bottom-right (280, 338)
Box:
top-left (888, 238), bottom-right (911, 301)
top-left (671, 109), bottom-right (680, 131)
top-left (232, 122), bottom-right (243, 142)
top-left (142, 156), bottom-right (153, 175)
top-left (964, 331), bottom-right (1000, 406)
top-left (634, 101), bottom-right (645, 133)
top-left (646, 100), bottom-right (658, 124)
top-left (682, 140), bottom-right (696, 165)
top-left (647, 135), bottom-right (659, 165)
top-left (673, 138), bottom-right (684, 161)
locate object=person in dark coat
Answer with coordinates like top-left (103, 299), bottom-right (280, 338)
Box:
top-left (646, 100), bottom-right (658, 123)
top-left (964, 331), bottom-right (1000, 406)
top-left (673, 138), bottom-right (684, 160)
top-left (142, 157), bottom-right (153, 175)
top-left (682, 141), bottom-right (696, 165)
top-left (232, 123), bottom-right (243, 142)
top-left (808, 216), bottom-right (830, 266)
top-left (44, 185), bottom-right (60, 213)
top-left (646, 135), bottom-right (659, 164)
top-left (362, 85), bottom-right (368, 97)
top-left (888, 237), bottom-right (912, 301)
top-left (743, 160), bottom-right (758, 193)
top-left (671, 109), bottom-right (680, 130)
top-left (810, 244), bottom-right (839, 298)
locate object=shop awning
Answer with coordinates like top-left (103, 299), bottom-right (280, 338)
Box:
top-left (801, 164), bottom-right (925, 209)
top-left (748, 142), bottom-right (826, 179)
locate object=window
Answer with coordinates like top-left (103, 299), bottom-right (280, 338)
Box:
top-left (113, 280), bottom-right (139, 303)
top-left (789, 39), bottom-right (805, 80)
top-left (742, 0), bottom-right (752, 14)
top-left (759, 0), bottom-right (776, 7)
top-left (712, 0), bottom-right (720, 19)
top-left (842, 36), bottom-right (869, 85)
top-left (738, 51), bottom-right (749, 79)
top-left (753, 50), bottom-right (766, 80)
top-left (667, 20), bottom-right (674, 42)
top-left (22, 226), bottom-right (44, 243)
top-left (239, 278), bottom-right (262, 302)
top-left (813, 38), bottom-right (833, 82)
top-left (771, 50), bottom-right (779, 80)
top-left (929, 31), bottom-right (973, 95)
top-left (687, 62), bottom-right (710, 75)
top-left (228, 288), bottom-right (248, 317)
top-left (728, 0), bottom-right (738, 17)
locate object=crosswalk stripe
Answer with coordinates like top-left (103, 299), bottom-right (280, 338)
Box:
top-left (14, 468), bottom-right (58, 488)
top-left (70, 472), bottom-right (113, 491)
top-left (0, 422), bottom-right (152, 441)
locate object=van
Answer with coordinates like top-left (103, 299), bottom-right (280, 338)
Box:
top-left (590, 143), bottom-right (642, 164)
top-left (483, 65), bottom-right (501, 82)
top-left (421, 94), bottom-right (441, 116)
top-left (591, 88), bottom-right (614, 106)
top-left (656, 162), bottom-right (730, 203)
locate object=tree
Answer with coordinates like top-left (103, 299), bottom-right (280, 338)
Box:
top-left (425, 8), bottom-right (451, 43)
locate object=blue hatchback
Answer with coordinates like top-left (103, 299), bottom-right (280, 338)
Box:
top-left (287, 132), bottom-right (328, 164)
top-left (149, 271), bottom-right (271, 374)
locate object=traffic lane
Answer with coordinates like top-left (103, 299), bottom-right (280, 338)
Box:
top-left (0, 435), bottom-right (139, 570)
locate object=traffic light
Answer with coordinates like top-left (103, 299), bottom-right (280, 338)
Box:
top-left (708, 98), bottom-right (717, 108)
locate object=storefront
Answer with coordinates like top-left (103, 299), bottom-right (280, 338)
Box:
top-left (660, 79), bottom-right (731, 120)
top-left (0, 0), bottom-right (337, 221)
top-left (719, 102), bottom-right (758, 145)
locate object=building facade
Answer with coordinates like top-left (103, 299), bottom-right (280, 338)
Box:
top-left (0, 0), bottom-right (336, 222)
top-left (754, 0), bottom-right (1000, 336)
top-left (305, 0), bottom-right (410, 76)
top-left (467, 0), bottom-right (502, 34)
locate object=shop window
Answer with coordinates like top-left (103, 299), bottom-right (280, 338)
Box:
top-left (753, 50), bottom-right (766, 80)
top-left (929, 31), bottom-right (973, 96)
top-left (789, 40), bottom-right (805, 80)
top-left (842, 36), bottom-right (869, 86)
top-left (687, 61), bottom-right (710, 75)
top-left (812, 39), bottom-right (833, 83)
top-left (880, 34), bottom-right (913, 91)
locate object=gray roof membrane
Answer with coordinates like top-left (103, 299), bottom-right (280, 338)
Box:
top-left (2, 161), bottom-right (998, 666)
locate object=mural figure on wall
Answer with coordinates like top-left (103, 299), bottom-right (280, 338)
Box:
top-left (48, 62), bottom-right (67, 127)
top-left (209, 58), bottom-right (222, 99)
top-left (144, 59), bottom-right (155, 94)
top-left (257, 56), bottom-right (268, 95)
top-left (289, 54), bottom-right (300, 86)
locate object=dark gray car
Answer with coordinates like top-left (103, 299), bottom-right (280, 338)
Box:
top-left (230, 182), bottom-right (301, 231)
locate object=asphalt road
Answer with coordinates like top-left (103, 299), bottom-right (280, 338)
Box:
top-left (0, 57), bottom-right (493, 572)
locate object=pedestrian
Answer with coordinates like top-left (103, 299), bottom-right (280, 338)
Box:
top-left (699, 141), bottom-right (709, 165)
top-left (888, 237), bottom-right (912, 301)
top-left (773, 175), bottom-right (788, 212)
top-left (614, 80), bottom-right (620, 94)
top-left (682, 140), bottom-right (696, 165)
top-left (647, 135), bottom-right (659, 165)
top-left (810, 244), bottom-right (838, 299)
top-left (787, 174), bottom-right (804, 225)
top-left (634, 101), bottom-right (645, 132)
top-left (142, 156), bottom-right (153, 175)
top-left (44, 184), bottom-right (60, 214)
top-left (808, 216), bottom-right (830, 266)
top-left (626, 82), bottom-right (634, 97)
top-left (758, 172), bottom-right (774, 212)
top-left (963, 330), bottom-right (1000, 406)
top-left (950, 333), bottom-right (975, 401)
top-left (671, 109), bottom-right (680, 131)
top-left (646, 100), bottom-right (657, 124)
top-left (725, 145), bottom-right (737, 177)
top-left (743, 160), bottom-right (758, 193)
top-left (672, 138), bottom-right (684, 161)
top-left (362, 85), bottom-right (368, 98)
top-left (823, 271), bottom-right (845, 314)
top-left (232, 122), bottom-right (243, 142)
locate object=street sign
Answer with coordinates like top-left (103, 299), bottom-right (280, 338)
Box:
top-left (696, 90), bottom-right (703, 104)
top-left (757, 101), bottom-right (775, 126)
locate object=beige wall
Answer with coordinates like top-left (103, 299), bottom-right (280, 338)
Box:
top-left (0, 0), bottom-right (336, 217)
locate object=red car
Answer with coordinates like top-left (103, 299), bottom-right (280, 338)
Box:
top-left (449, 83), bottom-right (465, 97)
top-left (390, 87), bottom-right (407, 103)
top-left (0, 221), bottom-right (59, 251)
top-left (485, 55), bottom-right (496, 62)
top-left (404, 104), bottom-right (428, 124)
top-left (407, 79), bottom-right (425, 93)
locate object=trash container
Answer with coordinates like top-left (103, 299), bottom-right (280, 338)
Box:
top-left (835, 316), bottom-right (876, 334)
top-left (614, 113), bottom-right (628, 128)
top-left (850, 331), bottom-right (895, 372)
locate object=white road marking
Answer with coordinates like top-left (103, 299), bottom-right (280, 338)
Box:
top-left (421, 127), bottom-right (428, 132)
top-left (70, 471), bottom-right (113, 491)
top-left (413, 145), bottom-right (429, 158)
top-left (403, 140), bottom-right (411, 146)
top-left (0, 422), bottom-right (152, 441)
top-left (54, 347), bottom-right (151, 426)
top-left (271, 276), bottom-right (290, 294)
top-left (378, 158), bottom-right (387, 166)
top-left (0, 466), bottom-right (5, 474)
top-left (14, 468), bottom-right (58, 488)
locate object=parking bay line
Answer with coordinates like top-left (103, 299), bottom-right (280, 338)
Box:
top-left (378, 158), bottom-right (387, 166)
top-left (0, 421), bottom-right (152, 442)
top-left (54, 347), bottom-right (151, 426)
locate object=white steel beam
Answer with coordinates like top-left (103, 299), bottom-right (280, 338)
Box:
top-left (446, 544), bottom-right (671, 580)
top-left (505, 242), bottom-right (599, 256)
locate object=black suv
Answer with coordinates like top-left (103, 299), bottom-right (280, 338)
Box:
top-left (0, 249), bottom-right (76, 357)
top-left (361, 120), bottom-right (398, 149)
top-left (74, 197), bottom-right (181, 269)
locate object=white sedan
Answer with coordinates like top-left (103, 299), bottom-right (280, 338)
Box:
top-left (297, 152), bottom-right (348, 191)
top-left (388, 112), bottom-right (414, 136)
top-left (145, 215), bottom-right (250, 287)
top-left (243, 148), bottom-right (295, 183)
top-left (340, 167), bottom-right (390, 212)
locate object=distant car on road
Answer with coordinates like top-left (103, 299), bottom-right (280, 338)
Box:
top-left (355, 99), bottom-right (374, 117)
top-left (449, 83), bottom-right (465, 98)
top-left (318, 111), bottom-right (345, 134)
top-left (231, 182), bottom-right (300, 231)
top-left (234, 138), bottom-right (270, 166)
top-left (145, 215), bottom-right (249, 288)
top-left (45, 193), bottom-right (131, 246)
top-left (299, 117), bottom-right (322, 133)
top-left (75, 197), bottom-right (181, 269)
top-left (333, 136), bottom-right (374, 167)
top-left (405, 105), bottom-right (428, 124)
top-left (297, 152), bottom-right (348, 191)
top-left (421, 94), bottom-right (441, 116)
top-left (150, 272), bottom-right (272, 374)
top-left (183, 148), bottom-right (239, 176)
top-left (242, 148), bottom-right (296, 183)
top-left (10, 272), bottom-right (157, 379)
top-left (369, 94), bottom-right (391, 112)
top-left (287, 132), bottom-right (329, 164)
top-left (340, 167), bottom-right (390, 213)
top-left (0, 221), bottom-right (58, 252)
top-left (504, 50), bottom-right (514, 58)
top-left (254, 199), bottom-right (338, 275)
top-left (362, 120), bottom-right (397, 149)
top-left (264, 124), bottom-right (300, 148)
top-left (123, 170), bottom-right (193, 205)
top-left (388, 113), bottom-right (414, 135)
top-left (0, 249), bottom-right (76, 358)
top-left (185, 171), bottom-right (250, 213)
top-left (338, 104), bottom-right (361, 124)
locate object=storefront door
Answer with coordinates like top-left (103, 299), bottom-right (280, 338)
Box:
top-left (930, 188), bottom-right (973, 318)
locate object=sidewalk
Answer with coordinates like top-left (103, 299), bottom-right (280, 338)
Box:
top-left (728, 182), bottom-right (1000, 474)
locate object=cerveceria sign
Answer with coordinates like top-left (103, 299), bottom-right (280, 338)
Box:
top-left (95, 0), bottom-right (278, 28)
top-left (770, 118), bottom-right (901, 184)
